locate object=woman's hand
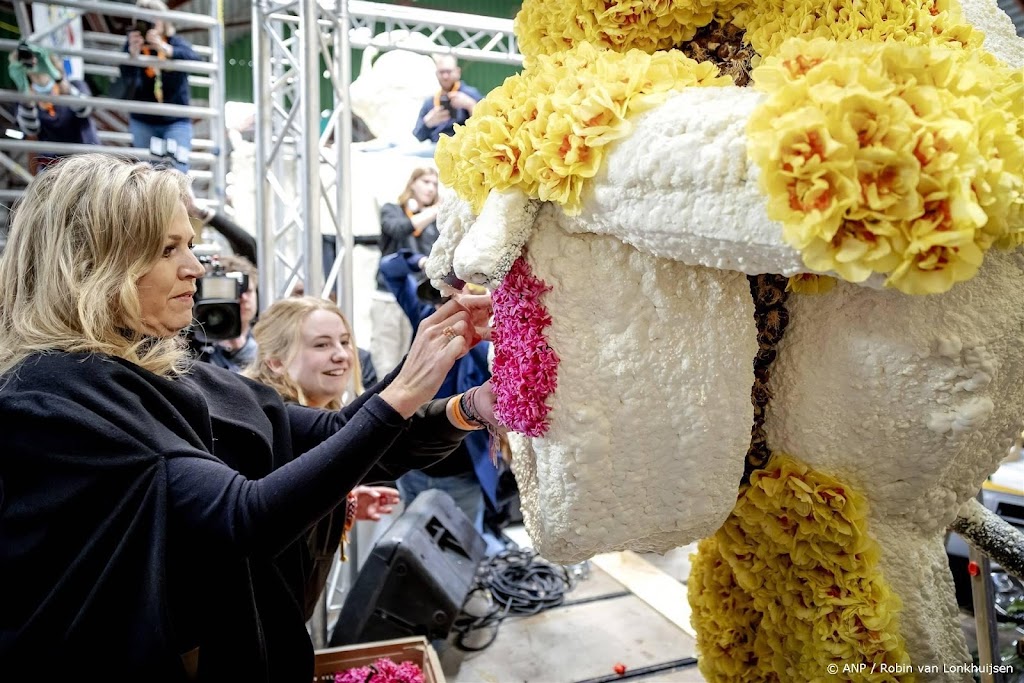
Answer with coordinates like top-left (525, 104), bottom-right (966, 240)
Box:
top-left (351, 486), bottom-right (400, 521)
top-left (380, 299), bottom-right (481, 418)
top-left (452, 291), bottom-right (493, 341)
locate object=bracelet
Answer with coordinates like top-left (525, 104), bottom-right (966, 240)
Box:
top-left (448, 394), bottom-right (483, 431)
top-left (340, 491), bottom-right (357, 562)
top-left (460, 387), bottom-right (488, 427)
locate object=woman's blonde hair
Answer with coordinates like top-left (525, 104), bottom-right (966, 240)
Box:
top-left (0, 153), bottom-right (192, 379)
top-left (397, 167), bottom-right (438, 208)
top-left (136, 0), bottom-right (175, 36)
top-left (244, 296), bottom-right (363, 411)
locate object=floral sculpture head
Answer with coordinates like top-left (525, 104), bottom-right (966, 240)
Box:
top-left (425, 0), bottom-right (1024, 678)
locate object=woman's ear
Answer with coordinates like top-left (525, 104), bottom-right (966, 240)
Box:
top-left (266, 357), bottom-right (286, 375)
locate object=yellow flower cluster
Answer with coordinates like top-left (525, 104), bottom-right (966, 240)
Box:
top-left (733, 0), bottom-right (983, 62)
top-left (786, 273), bottom-right (837, 295)
top-left (689, 536), bottom-right (762, 680)
top-left (513, 0), bottom-right (747, 61)
top-left (748, 38), bottom-right (1024, 295)
top-left (435, 43), bottom-right (730, 215)
top-left (688, 454), bottom-right (913, 681)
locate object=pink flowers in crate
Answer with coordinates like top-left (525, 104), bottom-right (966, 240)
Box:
top-left (491, 256), bottom-right (559, 437)
top-left (334, 657), bottom-right (425, 683)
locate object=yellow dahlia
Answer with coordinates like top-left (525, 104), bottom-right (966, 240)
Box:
top-left (748, 38), bottom-right (1023, 294)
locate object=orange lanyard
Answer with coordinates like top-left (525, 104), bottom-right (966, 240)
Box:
top-left (41, 85), bottom-right (56, 117)
top-left (433, 80), bottom-right (461, 108)
top-left (142, 45), bottom-right (166, 103)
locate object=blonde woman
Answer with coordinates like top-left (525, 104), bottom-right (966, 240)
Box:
top-left (0, 154), bottom-right (493, 680)
top-left (245, 297), bottom-right (402, 598)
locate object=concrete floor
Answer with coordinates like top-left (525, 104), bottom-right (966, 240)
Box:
top-left (323, 519), bottom-right (1015, 683)
top-left (448, 526), bottom-right (704, 683)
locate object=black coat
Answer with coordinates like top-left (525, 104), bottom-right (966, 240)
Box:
top-left (0, 352), bottom-right (464, 682)
top-left (376, 202), bottom-right (439, 290)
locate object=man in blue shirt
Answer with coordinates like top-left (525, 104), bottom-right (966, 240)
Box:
top-left (412, 55), bottom-right (483, 144)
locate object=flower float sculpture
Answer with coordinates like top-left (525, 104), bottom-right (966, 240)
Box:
top-left (425, 0), bottom-right (1024, 679)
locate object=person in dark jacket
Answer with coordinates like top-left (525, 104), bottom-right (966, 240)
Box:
top-left (7, 44), bottom-right (98, 167)
top-left (412, 54), bottom-right (483, 144)
top-left (119, 0), bottom-right (200, 172)
top-left (376, 166), bottom-right (440, 291)
top-left (371, 166), bottom-right (442, 376)
top-left (0, 154), bottom-right (496, 681)
top-left (379, 249), bottom-right (505, 554)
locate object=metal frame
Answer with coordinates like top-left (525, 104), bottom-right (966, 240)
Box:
top-left (1, 0), bottom-right (228, 208)
top-left (252, 0), bottom-right (521, 319)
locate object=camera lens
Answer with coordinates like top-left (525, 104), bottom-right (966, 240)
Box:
top-left (193, 301), bottom-right (242, 341)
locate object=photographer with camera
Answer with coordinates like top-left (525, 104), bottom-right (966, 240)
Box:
top-left (412, 55), bottom-right (482, 144)
top-left (119, 0), bottom-right (200, 172)
top-left (8, 42), bottom-right (98, 168)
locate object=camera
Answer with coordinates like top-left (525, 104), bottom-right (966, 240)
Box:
top-left (133, 19), bottom-right (153, 36)
top-left (16, 42), bottom-right (34, 68)
top-left (190, 254), bottom-right (247, 342)
top-left (439, 92), bottom-right (456, 117)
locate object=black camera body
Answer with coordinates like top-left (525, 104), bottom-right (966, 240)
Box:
top-left (16, 42), bottom-right (34, 68)
top-left (133, 19), bottom-right (153, 35)
top-left (439, 92), bottom-right (457, 117)
top-left (190, 255), bottom-right (248, 343)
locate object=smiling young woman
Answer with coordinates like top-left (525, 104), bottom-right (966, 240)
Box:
top-left (246, 297), bottom-right (364, 411)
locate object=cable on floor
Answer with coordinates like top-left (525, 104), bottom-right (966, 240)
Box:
top-left (451, 547), bottom-right (576, 652)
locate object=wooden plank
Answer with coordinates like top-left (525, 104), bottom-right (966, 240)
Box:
top-left (591, 550), bottom-right (697, 638)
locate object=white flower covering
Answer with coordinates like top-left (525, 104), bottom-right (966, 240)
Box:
top-left (764, 247), bottom-right (1024, 675)
top-left (961, 0), bottom-right (1024, 67)
top-left (425, 188), bottom-right (476, 293)
top-left (509, 213), bottom-right (757, 564)
top-left (453, 189), bottom-right (540, 289)
top-left (562, 86), bottom-right (810, 278)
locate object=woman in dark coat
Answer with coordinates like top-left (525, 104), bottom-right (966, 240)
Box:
top-left (0, 154), bottom-right (491, 682)
top-left (376, 167), bottom-right (440, 291)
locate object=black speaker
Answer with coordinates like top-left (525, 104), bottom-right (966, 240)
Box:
top-left (329, 488), bottom-right (487, 646)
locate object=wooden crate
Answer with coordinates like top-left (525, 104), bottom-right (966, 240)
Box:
top-left (313, 636), bottom-right (446, 683)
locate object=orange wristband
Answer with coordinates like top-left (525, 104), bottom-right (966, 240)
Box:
top-left (448, 394), bottom-right (482, 431)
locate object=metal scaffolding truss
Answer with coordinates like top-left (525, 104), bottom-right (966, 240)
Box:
top-left (0, 0), bottom-right (228, 207)
top-left (346, 0), bottom-right (522, 66)
top-left (252, 0), bottom-right (521, 319)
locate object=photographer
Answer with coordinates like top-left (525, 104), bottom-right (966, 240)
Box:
top-left (412, 55), bottom-right (482, 144)
top-left (119, 0), bottom-right (200, 172)
top-left (8, 43), bottom-right (98, 167)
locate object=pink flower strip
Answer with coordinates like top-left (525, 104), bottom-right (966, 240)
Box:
top-left (491, 256), bottom-right (559, 437)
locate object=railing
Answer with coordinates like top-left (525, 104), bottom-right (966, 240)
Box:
top-left (0, 0), bottom-right (227, 209)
